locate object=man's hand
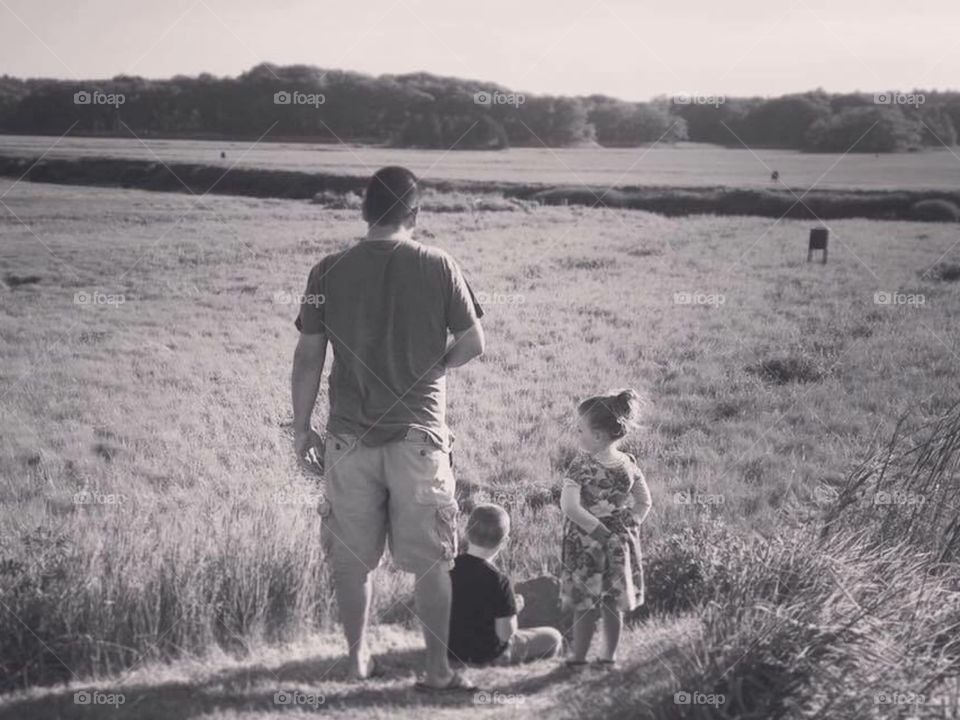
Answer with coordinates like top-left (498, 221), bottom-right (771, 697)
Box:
top-left (515, 593), bottom-right (526, 613)
top-left (295, 427), bottom-right (324, 469)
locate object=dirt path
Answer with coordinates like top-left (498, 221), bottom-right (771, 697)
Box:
top-left (0, 617), bottom-right (699, 720)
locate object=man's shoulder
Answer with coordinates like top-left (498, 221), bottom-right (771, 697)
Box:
top-left (409, 241), bottom-right (461, 270)
top-left (307, 248), bottom-right (349, 276)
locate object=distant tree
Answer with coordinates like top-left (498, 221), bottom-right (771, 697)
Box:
top-left (737, 94), bottom-right (832, 148)
top-left (2, 64), bottom-right (958, 152)
top-left (917, 105), bottom-right (958, 147)
top-left (803, 106), bottom-right (923, 153)
top-left (671, 97), bottom-right (757, 145)
top-left (589, 99), bottom-right (686, 146)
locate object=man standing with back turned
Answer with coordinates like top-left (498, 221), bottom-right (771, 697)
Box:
top-left (292, 166), bottom-right (485, 692)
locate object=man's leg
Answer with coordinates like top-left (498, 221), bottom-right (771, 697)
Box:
top-left (414, 563), bottom-right (454, 685)
top-left (386, 433), bottom-right (460, 687)
top-left (321, 435), bottom-right (388, 680)
top-left (507, 628), bottom-right (564, 664)
top-left (332, 562), bottom-right (374, 678)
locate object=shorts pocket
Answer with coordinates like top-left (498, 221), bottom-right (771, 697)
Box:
top-left (324, 435), bottom-right (354, 478)
top-left (411, 446), bottom-right (456, 505)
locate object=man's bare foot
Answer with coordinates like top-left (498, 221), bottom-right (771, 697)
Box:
top-left (346, 652), bottom-right (377, 680)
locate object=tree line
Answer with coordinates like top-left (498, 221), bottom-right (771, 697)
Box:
top-left (1, 64), bottom-right (957, 152)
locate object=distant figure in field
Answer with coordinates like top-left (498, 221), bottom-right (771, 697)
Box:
top-left (291, 166), bottom-right (486, 691)
top-left (220, 151), bottom-right (227, 159)
top-left (770, 170), bottom-right (780, 182)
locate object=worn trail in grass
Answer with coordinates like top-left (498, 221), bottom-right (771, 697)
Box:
top-left (0, 617), bottom-right (698, 720)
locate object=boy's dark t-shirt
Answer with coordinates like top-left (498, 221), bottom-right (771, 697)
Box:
top-left (448, 553), bottom-right (517, 664)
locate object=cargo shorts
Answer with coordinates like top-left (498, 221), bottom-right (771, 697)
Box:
top-left (318, 429), bottom-right (459, 575)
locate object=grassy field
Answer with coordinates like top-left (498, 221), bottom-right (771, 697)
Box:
top-left (3, 134), bottom-right (960, 190)
top-left (1, 177), bottom-right (960, 718)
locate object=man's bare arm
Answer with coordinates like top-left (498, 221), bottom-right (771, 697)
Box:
top-left (292, 332), bottom-right (328, 461)
top-left (444, 322), bottom-right (485, 369)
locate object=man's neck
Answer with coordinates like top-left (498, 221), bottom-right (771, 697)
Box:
top-left (365, 224), bottom-right (413, 243)
top-left (466, 543), bottom-right (499, 561)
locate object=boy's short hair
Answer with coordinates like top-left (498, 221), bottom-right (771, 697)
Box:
top-left (466, 503), bottom-right (511, 549)
top-left (362, 166), bottom-right (420, 227)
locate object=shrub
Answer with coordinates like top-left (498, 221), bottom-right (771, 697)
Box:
top-left (310, 190), bottom-right (362, 209)
top-left (747, 354), bottom-right (824, 385)
top-left (641, 403), bottom-right (960, 719)
top-left (923, 261), bottom-right (960, 282)
top-left (910, 198), bottom-right (960, 222)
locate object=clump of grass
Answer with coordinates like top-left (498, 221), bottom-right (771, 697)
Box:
top-left (910, 198), bottom-right (960, 223)
top-left (3, 273), bottom-right (43, 288)
top-left (747, 354), bottom-right (825, 385)
top-left (556, 256), bottom-right (619, 271)
top-left (922, 261), bottom-right (960, 283)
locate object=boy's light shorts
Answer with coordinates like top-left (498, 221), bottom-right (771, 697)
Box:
top-left (319, 429), bottom-right (459, 575)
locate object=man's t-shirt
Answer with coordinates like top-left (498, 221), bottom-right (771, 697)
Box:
top-left (448, 553), bottom-right (518, 664)
top-left (296, 238), bottom-right (482, 447)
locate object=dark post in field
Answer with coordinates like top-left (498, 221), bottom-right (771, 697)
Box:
top-left (808, 227), bottom-right (829, 264)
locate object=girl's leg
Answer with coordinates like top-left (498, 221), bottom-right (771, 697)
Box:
top-left (571, 607), bottom-right (600, 662)
top-left (598, 601), bottom-right (623, 661)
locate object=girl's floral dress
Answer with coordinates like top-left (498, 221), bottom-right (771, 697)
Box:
top-left (560, 452), bottom-right (649, 612)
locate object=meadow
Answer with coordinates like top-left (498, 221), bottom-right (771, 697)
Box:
top-left (3, 133), bottom-right (960, 190)
top-left (1, 176), bottom-right (959, 718)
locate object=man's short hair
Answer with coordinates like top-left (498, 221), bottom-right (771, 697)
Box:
top-left (362, 166), bottom-right (420, 227)
top-left (466, 503), bottom-right (511, 549)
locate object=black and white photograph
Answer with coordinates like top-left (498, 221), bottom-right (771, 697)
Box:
top-left (1, 1), bottom-right (959, 718)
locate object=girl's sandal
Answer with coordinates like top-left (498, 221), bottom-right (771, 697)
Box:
top-left (564, 660), bottom-right (589, 670)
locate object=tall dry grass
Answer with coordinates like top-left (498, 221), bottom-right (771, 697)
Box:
top-left (629, 403), bottom-right (960, 719)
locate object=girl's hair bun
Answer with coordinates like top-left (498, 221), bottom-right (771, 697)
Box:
top-left (578, 388), bottom-right (643, 439)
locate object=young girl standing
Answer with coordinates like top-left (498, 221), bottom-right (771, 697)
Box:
top-left (559, 389), bottom-right (652, 667)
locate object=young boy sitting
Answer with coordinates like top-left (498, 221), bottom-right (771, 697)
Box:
top-left (448, 504), bottom-right (564, 666)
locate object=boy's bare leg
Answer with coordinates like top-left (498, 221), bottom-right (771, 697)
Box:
top-left (599, 602), bottom-right (623, 661)
top-left (509, 628), bottom-right (564, 663)
top-left (333, 564), bottom-right (374, 678)
top-left (414, 563), bottom-right (454, 685)
top-left (571, 608), bottom-right (600, 662)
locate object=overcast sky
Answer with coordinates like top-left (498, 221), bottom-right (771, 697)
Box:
top-left (1, 0), bottom-right (957, 100)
